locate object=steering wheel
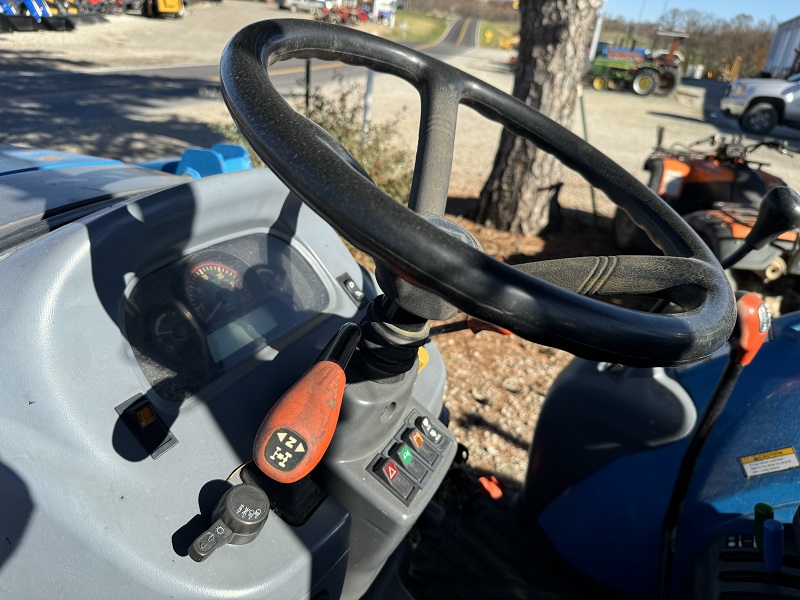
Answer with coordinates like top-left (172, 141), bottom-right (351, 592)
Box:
top-left (219, 19), bottom-right (735, 367)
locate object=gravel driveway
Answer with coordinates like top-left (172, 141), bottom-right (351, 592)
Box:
top-left (5, 4), bottom-right (800, 483)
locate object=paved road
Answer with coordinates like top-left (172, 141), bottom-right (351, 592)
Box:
top-left (438, 16), bottom-right (480, 49)
top-left (0, 17), bottom-right (481, 138)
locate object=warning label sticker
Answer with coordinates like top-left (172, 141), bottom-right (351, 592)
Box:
top-left (740, 447), bottom-right (799, 478)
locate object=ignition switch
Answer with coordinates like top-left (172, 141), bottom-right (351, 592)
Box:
top-left (189, 483), bottom-right (269, 562)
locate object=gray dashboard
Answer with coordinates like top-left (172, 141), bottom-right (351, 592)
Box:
top-left (0, 167), bottom-right (454, 599)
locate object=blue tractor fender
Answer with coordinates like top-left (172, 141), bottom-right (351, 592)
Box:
top-left (137, 144), bottom-right (253, 179)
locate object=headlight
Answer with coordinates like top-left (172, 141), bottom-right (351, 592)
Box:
top-left (729, 84), bottom-right (747, 96)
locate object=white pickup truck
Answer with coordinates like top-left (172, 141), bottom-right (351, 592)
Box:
top-left (721, 73), bottom-right (800, 135)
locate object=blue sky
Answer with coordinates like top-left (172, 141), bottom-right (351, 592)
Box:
top-left (606, 0), bottom-right (799, 25)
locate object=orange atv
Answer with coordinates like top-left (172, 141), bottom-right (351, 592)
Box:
top-left (687, 194), bottom-right (800, 313)
top-left (683, 203), bottom-right (799, 286)
top-left (613, 129), bottom-right (789, 252)
top-left (613, 129), bottom-right (798, 297)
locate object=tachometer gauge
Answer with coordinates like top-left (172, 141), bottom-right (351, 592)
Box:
top-left (186, 261), bottom-right (250, 325)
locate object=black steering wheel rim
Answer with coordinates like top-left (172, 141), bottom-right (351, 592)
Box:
top-left (219, 19), bottom-right (735, 367)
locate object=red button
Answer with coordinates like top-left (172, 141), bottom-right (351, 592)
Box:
top-left (384, 460), bottom-right (398, 481)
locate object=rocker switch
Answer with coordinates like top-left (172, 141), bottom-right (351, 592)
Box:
top-left (402, 428), bottom-right (438, 465)
top-left (374, 458), bottom-right (415, 500)
top-left (389, 443), bottom-right (428, 481)
top-left (415, 416), bottom-right (444, 446)
top-left (337, 274), bottom-right (366, 306)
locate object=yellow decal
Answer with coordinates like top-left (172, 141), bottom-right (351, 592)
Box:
top-left (740, 447), bottom-right (799, 477)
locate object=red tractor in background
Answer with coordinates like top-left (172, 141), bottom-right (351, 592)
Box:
top-left (317, 2), bottom-right (367, 25)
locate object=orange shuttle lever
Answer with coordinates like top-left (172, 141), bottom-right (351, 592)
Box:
top-left (658, 292), bottom-right (770, 597)
top-left (731, 292), bottom-right (771, 366)
top-left (253, 323), bottom-right (361, 483)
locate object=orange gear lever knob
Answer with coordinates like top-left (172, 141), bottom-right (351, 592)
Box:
top-left (253, 323), bottom-right (360, 483)
top-left (429, 316), bottom-right (512, 337)
top-left (465, 316), bottom-right (512, 336)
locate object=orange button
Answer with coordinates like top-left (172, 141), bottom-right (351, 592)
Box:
top-left (411, 430), bottom-right (425, 448)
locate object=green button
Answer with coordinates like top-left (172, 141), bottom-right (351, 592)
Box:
top-left (399, 444), bottom-right (413, 465)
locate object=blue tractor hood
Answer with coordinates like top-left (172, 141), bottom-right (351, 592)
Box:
top-left (0, 143), bottom-right (251, 239)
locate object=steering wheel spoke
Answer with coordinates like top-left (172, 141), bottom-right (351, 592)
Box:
top-left (409, 74), bottom-right (462, 215)
top-left (220, 19), bottom-right (736, 367)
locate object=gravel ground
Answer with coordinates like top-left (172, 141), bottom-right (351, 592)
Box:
top-left (5, 4), bottom-right (800, 485)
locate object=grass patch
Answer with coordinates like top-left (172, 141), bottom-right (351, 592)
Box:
top-left (381, 10), bottom-right (448, 43)
top-left (479, 19), bottom-right (519, 49)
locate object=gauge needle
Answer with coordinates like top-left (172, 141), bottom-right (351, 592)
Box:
top-left (207, 301), bottom-right (224, 321)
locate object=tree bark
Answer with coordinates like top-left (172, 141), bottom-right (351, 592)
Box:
top-left (476, 0), bottom-right (599, 234)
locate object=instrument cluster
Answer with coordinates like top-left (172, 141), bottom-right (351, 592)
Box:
top-left (125, 233), bottom-right (330, 402)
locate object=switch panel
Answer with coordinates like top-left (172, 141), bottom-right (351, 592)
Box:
top-left (367, 411), bottom-right (451, 505)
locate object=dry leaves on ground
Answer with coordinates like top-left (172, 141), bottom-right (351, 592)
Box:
top-left (353, 211), bottom-right (618, 485)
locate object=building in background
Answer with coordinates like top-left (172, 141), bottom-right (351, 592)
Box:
top-left (765, 15), bottom-right (800, 78)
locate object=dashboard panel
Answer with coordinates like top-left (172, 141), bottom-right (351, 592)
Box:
top-left (0, 167), bottom-right (450, 600)
top-left (125, 233), bottom-right (331, 402)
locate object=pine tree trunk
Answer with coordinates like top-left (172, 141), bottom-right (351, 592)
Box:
top-left (476, 0), bottom-right (599, 234)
